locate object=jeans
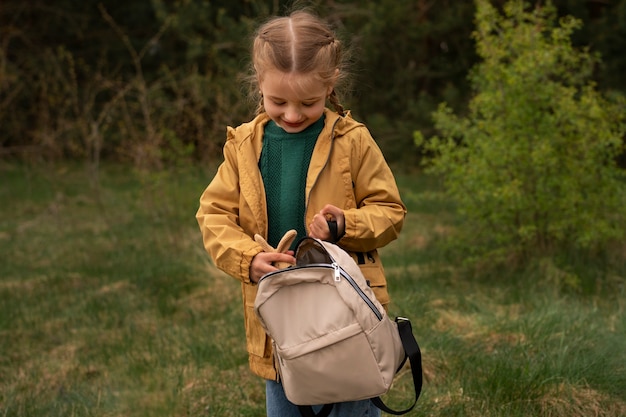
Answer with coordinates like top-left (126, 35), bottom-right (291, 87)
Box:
top-left (266, 380), bottom-right (381, 417)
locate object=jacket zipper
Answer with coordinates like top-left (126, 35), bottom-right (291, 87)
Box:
top-left (303, 116), bottom-right (342, 231)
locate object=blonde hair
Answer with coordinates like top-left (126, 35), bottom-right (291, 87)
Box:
top-left (250, 10), bottom-right (348, 116)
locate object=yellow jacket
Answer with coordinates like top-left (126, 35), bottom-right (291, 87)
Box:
top-left (196, 108), bottom-right (406, 380)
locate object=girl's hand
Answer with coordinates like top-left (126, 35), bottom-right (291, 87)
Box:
top-left (250, 251), bottom-right (295, 283)
top-left (309, 204), bottom-right (345, 242)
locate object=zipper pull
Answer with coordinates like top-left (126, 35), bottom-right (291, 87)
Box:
top-left (332, 262), bottom-right (341, 282)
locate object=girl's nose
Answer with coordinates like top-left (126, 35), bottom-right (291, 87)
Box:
top-left (284, 106), bottom-right (301, 122)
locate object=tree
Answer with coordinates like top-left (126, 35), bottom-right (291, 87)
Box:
top-left (415, 0), bottom-right (626, 264)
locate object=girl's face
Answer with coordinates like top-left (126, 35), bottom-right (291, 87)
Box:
top-left (259, 70), bottom-right (333, 133)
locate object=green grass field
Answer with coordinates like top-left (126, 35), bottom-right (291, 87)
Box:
top-left (1, 162), bottom-right (624, 416)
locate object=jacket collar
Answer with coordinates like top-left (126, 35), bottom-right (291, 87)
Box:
top-left (229, 108), bottom-right (361, 143)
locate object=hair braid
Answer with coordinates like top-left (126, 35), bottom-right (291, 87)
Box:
top-left (328, 89), bottom-right (345, 117)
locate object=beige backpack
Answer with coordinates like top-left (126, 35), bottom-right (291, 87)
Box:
top-left (254, 236), bottom-right (422, 416)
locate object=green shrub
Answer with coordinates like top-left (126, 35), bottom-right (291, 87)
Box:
top-left (415, 0), bottom-right (626, 263)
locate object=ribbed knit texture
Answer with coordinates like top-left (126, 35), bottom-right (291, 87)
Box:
top-left (259, 116), bottom-right (324, 249)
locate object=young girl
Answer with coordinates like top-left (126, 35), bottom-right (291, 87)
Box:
top-left (196, 9), bottom-right (406, 417)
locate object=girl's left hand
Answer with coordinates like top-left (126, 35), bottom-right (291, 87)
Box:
top-left (249, 250), bottom-right (295, 283)
top-left (309, 204), bottom-right (345, 242)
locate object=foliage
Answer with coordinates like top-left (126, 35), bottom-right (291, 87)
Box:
top-left (0, 0), bottom-right (282, 166)
top-left (338, 0), bottom-right (477, 164)
top-left (1, 0), bottom-right (626, 166)
top-left (415, 0), bottom-right (626, 262)
top-left (149, 0), bottom-right (287, 163)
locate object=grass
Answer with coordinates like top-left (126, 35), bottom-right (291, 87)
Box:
top-left (1, 162), bottom-right (625, 416)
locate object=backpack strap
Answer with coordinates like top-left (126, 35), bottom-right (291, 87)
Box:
top-left (326, 219), bottom-right (345, 243)
top-left (371, 317), bottom-right (423, 415)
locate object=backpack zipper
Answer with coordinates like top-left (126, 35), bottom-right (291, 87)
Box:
top-left (260, 262), bottom-right (383, 321)
top-left (331, 262), bottom-right (341, 282)
top-left (323, 243), bottom-right (383, 321)
top-left (337, 267), bottom-right (383, 321)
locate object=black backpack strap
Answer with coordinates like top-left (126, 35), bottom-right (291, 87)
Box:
top-left (371, 317), bottom-right (423, 415)
top-left (298, 404), bottom-right (334, 417)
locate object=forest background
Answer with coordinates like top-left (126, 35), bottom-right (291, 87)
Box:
top-left (2, 0), bottom-right (626, 167)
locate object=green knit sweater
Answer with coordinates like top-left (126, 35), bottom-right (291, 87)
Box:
top-left (259, 116), bottom-right (325, 249)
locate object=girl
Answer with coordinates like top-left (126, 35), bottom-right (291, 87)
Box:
top-left (196, 9), bottom-right (406, 417)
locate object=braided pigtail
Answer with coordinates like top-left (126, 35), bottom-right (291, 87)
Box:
top-left (328, 89), bottom-right (345, 117)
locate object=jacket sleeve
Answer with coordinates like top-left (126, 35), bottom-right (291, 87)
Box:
top-left (340, 126), bottom-right (407, 253)
top-left (195, 133), bottom-right (262, 283)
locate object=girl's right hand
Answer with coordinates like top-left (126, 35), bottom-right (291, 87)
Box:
top-left (309, 204), bottom-right (345, 242)
top-left (250, 251), bottom-right (295, 283)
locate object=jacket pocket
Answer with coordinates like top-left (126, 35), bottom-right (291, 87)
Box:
top-left (359, 262), bottom-right (390, 307)
top-left (244, 283), bottom-right (269, 358)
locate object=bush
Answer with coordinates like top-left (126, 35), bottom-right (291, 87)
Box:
top-left (414, 0), bottom-right (626, 263)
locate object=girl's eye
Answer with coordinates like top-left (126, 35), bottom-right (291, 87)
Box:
top-left (273, 101), bottom-right (286, 106)
top-left (303, 102), bottom-right (315, 107)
